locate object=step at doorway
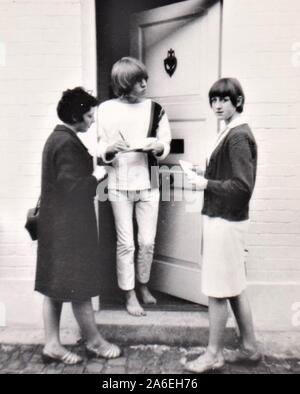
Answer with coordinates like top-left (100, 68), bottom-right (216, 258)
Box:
top-left (100, 290), bottom-right (207, 312)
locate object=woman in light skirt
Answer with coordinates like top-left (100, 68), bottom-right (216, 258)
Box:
top-left (184, 78), bottom-right (262, 373)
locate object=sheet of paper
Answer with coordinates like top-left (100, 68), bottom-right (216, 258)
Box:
top-left (122, 138), bottom-right (158, 153)
top-left (179, 160), bottom-right (195, 177)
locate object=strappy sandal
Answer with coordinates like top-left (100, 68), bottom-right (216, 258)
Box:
top-left (42, 350), bottom-right (83, 365)
top-left (86, 342), bottom-right (122, 360)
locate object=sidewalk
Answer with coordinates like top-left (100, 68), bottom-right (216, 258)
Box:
top-left (0, 343), bottom-right (300, 374)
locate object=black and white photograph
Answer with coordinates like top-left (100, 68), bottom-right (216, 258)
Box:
top-left (0, 0), bottom-right (300, 377)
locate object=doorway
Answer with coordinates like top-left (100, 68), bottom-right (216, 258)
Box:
top-left (95, 0), bottom-right (222, 311)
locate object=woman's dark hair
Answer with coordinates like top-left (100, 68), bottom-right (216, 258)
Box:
top-left (111, 57), bottom-right (148, 97)
top-left (209, 78), bottom-right (245, 113)
top-left (57, 87), bottom-right (99, 124)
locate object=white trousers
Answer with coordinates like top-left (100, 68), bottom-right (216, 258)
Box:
top-left (108, 189), bottom-right (160, 291)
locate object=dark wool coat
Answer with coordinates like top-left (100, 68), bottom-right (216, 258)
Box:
top-left (35, 125), bottom-right (101, 302)
top-left (202, 124), bottom-right (257, 222)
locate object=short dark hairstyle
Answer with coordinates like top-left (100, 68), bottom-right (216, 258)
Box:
top-left (111, 57), bottom-right (148, 97)
top-left (209, 78), bottom-right (245, 113)
top-left (57, 87), bottom-right (99, 124)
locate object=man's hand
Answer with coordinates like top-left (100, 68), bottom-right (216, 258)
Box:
top-left (142, 141), bottom-right (164, 156)
top-left (108, 140), bottom-right (130, 154)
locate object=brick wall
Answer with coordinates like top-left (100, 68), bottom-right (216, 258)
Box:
top-left (0, 0), bottom-right (83, 326)
top-left (222, 0), bottom-right (300, 283)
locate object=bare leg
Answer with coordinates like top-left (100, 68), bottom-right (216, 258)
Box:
top-left (135, 190), bottom-right (159, 306)
top-left (43, 296), bottom-right (70, 357)
top-left (72, 300), bottom-right (121, 358)
top-left (207, 297), bottom-right (228, 356)
top-left (184, 297), bottom-right (227, 373)
top-left (125, 289), bottom-right (146, 317)
top-left (72, 300), bottom-right (109, 348)
top-left (229, 291), bottom-right (258, 351)
top-left (139, 284), bottom-right (157, 305)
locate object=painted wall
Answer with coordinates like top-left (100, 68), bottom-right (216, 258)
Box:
top-left (222, 0), bottom-right (300, 329)
top-left (0, 0), bottom-right (83, 327)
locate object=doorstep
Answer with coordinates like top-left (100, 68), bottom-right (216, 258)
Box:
top-left (1, 310), bottom-right (300, 358)
top-left (95, 310), bottom-right (236, 347)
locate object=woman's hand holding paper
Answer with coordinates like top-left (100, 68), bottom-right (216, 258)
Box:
top-left (186, 172), bottom-right (208, 190)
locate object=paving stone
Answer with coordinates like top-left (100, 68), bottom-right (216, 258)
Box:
top-left (102, 365), bottom-right (126, 374)
top-left (158, 348), bottom-right (185, 374)
top-left (286, 359), bottom-right (300, 374)
top-left (22, 364), bottom-right (45, 374)
top-left (106, 357), bottom-right (126, 367)
top-left (44, 366), bottom-right (62, 375)
top-left (84, 361), bottom-right (105, 374)
top-left (63, 365), bottom-right (85, 375)
top-left (264, 358), bottom-right (294, 375)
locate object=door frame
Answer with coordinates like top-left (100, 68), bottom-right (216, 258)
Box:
top-left (80, 0), bottom-right (98, 310)
top-left (80, 0), bottom-right (98, 95)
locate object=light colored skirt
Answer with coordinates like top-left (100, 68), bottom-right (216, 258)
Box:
top-left (201, 215), bottom-right (249, 298)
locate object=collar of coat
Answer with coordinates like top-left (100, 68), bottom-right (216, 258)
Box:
top-left (54, 124), bottom-right (89, 153)
top-left (207, 116), bottom-right (249, 165)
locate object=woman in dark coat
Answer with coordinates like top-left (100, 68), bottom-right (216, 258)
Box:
top-left (35, 87), bottom-right (121, 364)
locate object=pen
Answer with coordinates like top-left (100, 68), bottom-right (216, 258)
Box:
top-left (118, 130), bottom-right (130, 150)
top-left (119, 131), bottom-right (126, 142)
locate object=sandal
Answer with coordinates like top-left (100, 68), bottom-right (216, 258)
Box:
top-left (184, 355), bottom-right (225, 374)
top-left (86, 342), bottom-right (122, 360)
top-left (42, 350), bottom-right (83, 365)
top-left (224, 347), bottom-right (262, 365)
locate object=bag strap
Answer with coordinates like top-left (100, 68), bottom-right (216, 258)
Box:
top-left (35, 197), bottom-right (41, 214)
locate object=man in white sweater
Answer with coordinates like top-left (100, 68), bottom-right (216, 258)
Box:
top-left (97, 57), bottom-right (171, 316)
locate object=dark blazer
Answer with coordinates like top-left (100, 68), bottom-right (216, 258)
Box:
top-left (35, 125), bottom-right (101, 302)
top-left (202, 124), bottom-right (257, 222)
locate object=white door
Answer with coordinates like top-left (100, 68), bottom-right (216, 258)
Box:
top-left (130, 0), bottom-right (221, 305)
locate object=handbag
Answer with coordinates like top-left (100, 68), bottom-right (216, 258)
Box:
top-left (25, 197), bottom-right (40, 241)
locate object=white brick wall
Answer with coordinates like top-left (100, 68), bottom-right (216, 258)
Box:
top-left (0, 0), bottom-right (83, 325)
top-left (223, 0), bottom-right (300, 285)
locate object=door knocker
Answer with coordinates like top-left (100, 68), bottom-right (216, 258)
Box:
top-left (164, 49), bottom-right (177, 77)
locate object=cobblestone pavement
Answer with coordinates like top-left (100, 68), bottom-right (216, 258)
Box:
top-left (0, 344), bottom-right (299, 374)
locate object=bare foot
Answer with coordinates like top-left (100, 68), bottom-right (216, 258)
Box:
top-left (140, 285), bottom-right (157, 305)
top-left (125, 290), bottom-right (146, 317)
